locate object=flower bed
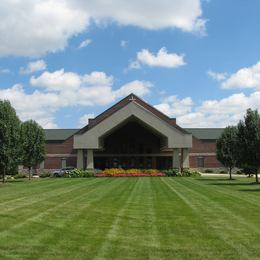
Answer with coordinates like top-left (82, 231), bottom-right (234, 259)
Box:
top-left (96, 168), bottom-right (166, 177)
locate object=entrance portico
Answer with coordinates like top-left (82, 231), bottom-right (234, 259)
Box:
top-left (74, 94), bottom-right (192, 170)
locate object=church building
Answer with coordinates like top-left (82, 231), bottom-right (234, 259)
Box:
top-left (42, 94), bottom-right (223, 170)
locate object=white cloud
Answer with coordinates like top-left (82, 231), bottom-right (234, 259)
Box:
top-left (0, 0), bottom-right (88, 57)
top-left (0, 84), bottom-right (59, 128)
top-left (20, 60), bottom-right (47, 74)
top-left (1, 69), bottom-right (151, 128)
top-left (155, 92), bottom-right (260, 127)
top-left (74, 0), bottom-right (205, 32)
top-left (131, 47), bottom-right (186, 69)
top-left (79, 113), bottom-right (95, 127)
top-left (207, 70), bottom-right (227, 81)
top-left (115, 80), bottom-right (152, 98)
top-left (30, 69), bottom-right (82, 91)
top-left (154, 96), bottom-right (193, 117)
top-left (0, 0), bottom-right (205, 57)
top-left (78, 39), bottom-right (92, 49)
top-left (222, 62), bottom-right (260, 89)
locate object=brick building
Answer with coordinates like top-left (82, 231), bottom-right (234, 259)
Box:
top-left (42, 94), bottom-right (224, 170)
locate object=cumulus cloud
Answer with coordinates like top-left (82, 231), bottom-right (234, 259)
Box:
top-left (155, 92), bottom-right (260, 127)
top-left (0, 0), bottom-right (205, 57)
top-left (221, 62), bottom-right (260, 89)
top-left (0, 0), bottom-right (88, 57)
top-left (115, 80), bottom-right (152, 98)
top-left (0, 84), bottom-right (59, 128)
top-left (130, 47), bottom-right (186, 69)
top-left (78, 39), bottom-right (92, 49)
top-left (1, 69), bottom-right (151, 127)
top-left (20, 60), bottom-right (47, 74)
top-left (73, 0), bottom-right (205, 32)
top-left (79, 113), bottom-right (95, 127)
top-left (154, 96), bottom-right (193, 117)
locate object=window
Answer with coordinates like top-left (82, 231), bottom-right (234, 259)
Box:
top-left (197, 157), bottom-right (204, 168)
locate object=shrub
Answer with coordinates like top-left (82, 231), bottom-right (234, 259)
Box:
top-left (204, 169), bottom-right (214, 173)
top-left (163, 168), bottom-right (180, 177)
top-left (163, 169), bottom-right (201, 177)
top-left (14, 173), bottom-right (27, 179)
top-left (39, 172), bottom-right (50, 178)
top-left (182, 169), bottom-right (201, 177)
top-left (63, 169), bottom-right (94, 178)
top-left (219, 170), bottom-right (227, 174)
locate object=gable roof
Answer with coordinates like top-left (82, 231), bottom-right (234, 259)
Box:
top-left (77, 93), bottom-right (188, 135)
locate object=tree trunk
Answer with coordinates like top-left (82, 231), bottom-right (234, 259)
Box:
top-left (28, 167), bottom-right (31, 181)
top-left (229, 167), bottom-right (233, 180)
top-left (2, 167), bottom-right (5, 183)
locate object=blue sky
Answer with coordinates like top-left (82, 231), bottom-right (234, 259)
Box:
top-left (0, 0), bottom-right (260, 128)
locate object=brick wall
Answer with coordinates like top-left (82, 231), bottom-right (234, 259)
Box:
top-left (43, 135), bottom-right (222, 169)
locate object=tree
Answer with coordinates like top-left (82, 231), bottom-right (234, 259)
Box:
top-left (20, 120), bottom-right (45, 180)
top-left (236, 109), bottom-right (260, 183)
top-left (0, 100), bottom-right (21, 183)
top-left (216, 126), bottom-right (238, 180)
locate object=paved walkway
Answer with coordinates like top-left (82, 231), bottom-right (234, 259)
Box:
top-left (200, 173), bottom-right (252, 178)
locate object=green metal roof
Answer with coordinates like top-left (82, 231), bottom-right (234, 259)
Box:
top-left (44, 129), bottom-right (78, 141)
top-left (44, 128), bottom-right (224, 141)
top-left (185, 128), bottom-right (224, 140)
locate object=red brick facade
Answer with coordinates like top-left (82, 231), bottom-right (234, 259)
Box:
top-left (42, 94), bottom-right (223, 170)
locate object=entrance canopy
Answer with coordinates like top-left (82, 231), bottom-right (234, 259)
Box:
top-left (74, 96), bottom-right (192, 150)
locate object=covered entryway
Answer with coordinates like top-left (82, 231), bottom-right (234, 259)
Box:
top-left (94, 116), bottom-right (171, 169)
top-left (73, 94), bottom-right (192, 170)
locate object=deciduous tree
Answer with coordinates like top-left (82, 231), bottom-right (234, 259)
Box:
top-left (237, 109), bottom-right (260, 183)
top-left (20, 120), bottom-right (45, 180)
top-left (216, 126), bottom-right (238, 180)
top-left (0, 100), bottom-right (21, 183)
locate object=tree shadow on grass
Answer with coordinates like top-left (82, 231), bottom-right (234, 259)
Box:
top-left (197, 178), bottom-right (236, 182)
top-left (208, 182), bottom-right (258, 186)
top-left (239, 188), bottom-right (260, 192)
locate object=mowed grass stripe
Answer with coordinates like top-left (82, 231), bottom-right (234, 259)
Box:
top-left (165, 178), bottom-right (260, 259)
top-left (184, 177), bottom-right (260, 207)
top-left (157, 177), bottom-right (238, 259)
top-left (0, 177), bottom-right (260, 259)
top-left (0, 178), bottom-right (106, 233)
top-left (95, 178), bottom-right (163, 259)
top-left (39, 178), bottom-right (139, 259)
top-left (175, 178), bottom-right (260, 232)
top-left (0, 178), bottom-right (93, 207)
top-left (0, 178), bottom-right (120, 259)
top-left (25, 178), bottom-right (126, 260)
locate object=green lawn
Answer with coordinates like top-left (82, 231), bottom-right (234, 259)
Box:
top-left (0, 177), bottom-right (260, 259)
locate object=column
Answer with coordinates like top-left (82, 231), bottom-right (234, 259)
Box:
top-left (172, 148), bottom-right (180, 169)
top-left (39, 161), bottom-right (45, 170)
top-left (86, 149), bottom-right (94, 170)
top-left (77, 149), bottom-right (84, 169)
top-left (61, 158), bottom-right (67, 169)
top-left (182, 148), bottom-right (190, 168)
